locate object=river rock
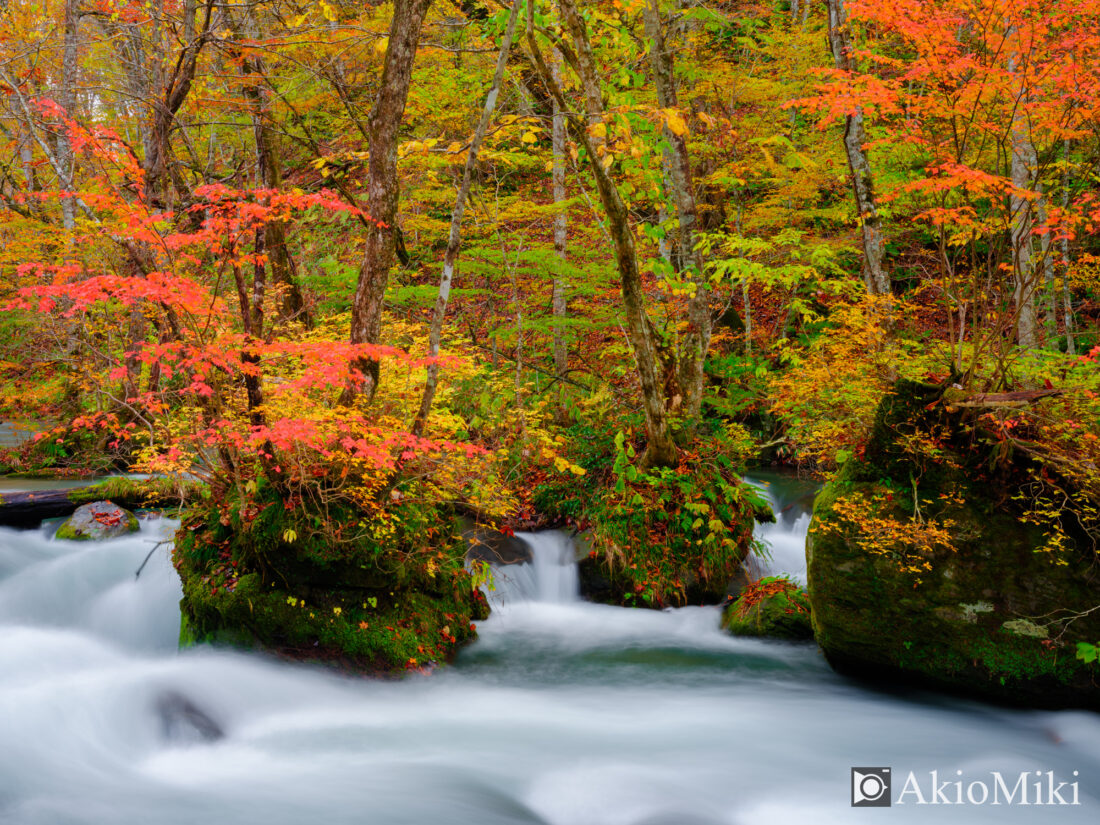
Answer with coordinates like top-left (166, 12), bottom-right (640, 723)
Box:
top-left (56, 500), bottom-right (139, 541)
top-left (807, 380), bottom-right (1100, 709)
top-left (722, 577), bottom-right (813, 640)
top-left (155, 690), bottom-right (224, 743)
top-left (463, 525), bottom-right (532, 566)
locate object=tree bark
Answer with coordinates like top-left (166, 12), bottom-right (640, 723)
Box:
top-left (233, 10), bottom-right (313, 328)
top-left (412, 0), bottom-right (522, 436)
top-left (643, 0), bottom-right (714, 422)
top-left (345, 0), bottom-right (434, 402)
top-left (826, 0), bottom-right (890, 296)
top-left (143, 0), bottom-right (214, 208)
top-left (1010, 133), bottom-right (1038, 348)
top-left (1061, 139), bottom-right (1076, 355)
top-left (1008, 45), bottom-right (1037, 349)
top-left (551, 0), bottom-right (569, 391)
top-left (58, 0), bottom-right (79, 230)
top-left (528, 0), bottom-right (678, 467)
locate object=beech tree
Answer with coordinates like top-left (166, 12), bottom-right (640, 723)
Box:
top-left (346, 0), bottom-right (435, 401)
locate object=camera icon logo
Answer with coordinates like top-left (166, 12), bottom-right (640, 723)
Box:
top-left (852, 767), bottom-right (892, 807)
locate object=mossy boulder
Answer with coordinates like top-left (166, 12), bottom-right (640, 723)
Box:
top-left (723, 577), bottom-right (813, 640)
top-left (807, 380), bottom-right (1100, 709)
top-left (56, 500), bottom-right (139, 540)
top-left (173, 484), bottom-right (489, 674)
top-left (534, 461), bottom-right (761, 608)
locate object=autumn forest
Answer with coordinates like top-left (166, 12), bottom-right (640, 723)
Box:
top-left (0, 1), bottom-right (1099, 813)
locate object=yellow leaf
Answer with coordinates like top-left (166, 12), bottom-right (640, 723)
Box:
top-left (522, 132), bottom-right (538, 144)
top-left (591, 122), bottom-right (607, 139)
top-left (664, 109), bottom-right (689, 137)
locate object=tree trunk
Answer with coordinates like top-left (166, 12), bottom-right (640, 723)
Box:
top-left (1037, 193), bottom-right (1056, 342)
top-left (346, 0), bottom-right (434, 402)
top-left (58, 0), bottom-right (79, 230)
top-left (551, 0), bottom-right (569, 392)
top-left (235, 17), bottom-right (313, 329)
top-left (1061, 139), bottom-right (1076, 355)
top-left (1009, 46), bottom-right (1037, 349)
top-left (1010, 135), bottom-right (1038, 349)
top-left (643, 0), bottom-right (714, 423)
top-left (413, 0), bottom-right (522, 436)
top-left (528, 0), bottom-right (678, 467)
top-left (826, 0), bottom-right (889, 296)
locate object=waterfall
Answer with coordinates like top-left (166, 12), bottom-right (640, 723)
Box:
top-left (745, 472), bottom-right (817, 585)
top-left (483, 530), bottom-right (579, 607)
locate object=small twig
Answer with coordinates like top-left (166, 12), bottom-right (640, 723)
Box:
top-left (135, 539), bottom-right (171, 579)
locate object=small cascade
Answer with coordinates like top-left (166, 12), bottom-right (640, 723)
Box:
top-left (745, 472), bottom-right (818, 585)
top-left (483, 530), bottom-right (579, 607)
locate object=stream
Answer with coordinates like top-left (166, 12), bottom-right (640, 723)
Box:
top-left (0, 495), bottom-right (1097, 823)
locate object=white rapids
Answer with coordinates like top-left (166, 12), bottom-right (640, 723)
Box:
top-left (0, 515), bottom-right (1096, 824)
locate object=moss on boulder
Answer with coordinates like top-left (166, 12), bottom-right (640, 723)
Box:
top-left (173, 484), bottom-right (489, 674)
top-left (532, 448), bottom-right (762, 608)
top-left (808, 380), bottom-right (1100, 709)
top-left (723, 577), bottom-right (813, 640)
top-left (56, 500), bottom-right (139, 540)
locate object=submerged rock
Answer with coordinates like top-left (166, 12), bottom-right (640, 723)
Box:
top-left (155, 690), bottom-right (224, 743)
top-left (807, 380), bottom-right (1100, 709)
top-left (722, 577), bottom-right (813, 640)
top-left (55, 500), bottom-right (139, 541)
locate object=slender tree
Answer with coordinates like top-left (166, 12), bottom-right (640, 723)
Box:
top-left (526, 0), bottom-right (678, 466)
top-left (826, 0), bottom-right (889, 296)
top-left (345, 0), bottom-right (434, 401)
top-left (643, 0), bottom-right (712, 422)
top-left (413, 0), bottom-right (523, 436)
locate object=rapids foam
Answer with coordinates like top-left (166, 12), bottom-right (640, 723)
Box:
top-left (0, 514), bottom-right (1098, 824)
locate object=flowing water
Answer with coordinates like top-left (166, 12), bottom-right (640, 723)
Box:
top-left (0, 512), bottom-right (1098, 824)
top-left (744, 471), bottom-right (819, 584)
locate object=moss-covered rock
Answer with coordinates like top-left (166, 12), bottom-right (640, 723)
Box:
top-left (723, 577), bottom-right (813, 640)
top-left (532, 431), bottom-right (763, 608)
top-left (173, 484), bottom-right (489, 674)
top-left (808, 380), bottom-right (1100, 709)
top-left (56, 500), bottom-right (139, 540)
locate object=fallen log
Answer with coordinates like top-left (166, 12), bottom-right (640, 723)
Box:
top-left (943, 388), bottom-right (1066, 410)
top-left (0, 489), bottom-right (91, 528)
top-left (0, 478), bottom-right (200, 528)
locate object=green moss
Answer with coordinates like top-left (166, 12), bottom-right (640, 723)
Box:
top-left (807, 381), bottom-right (1100, 708)
top-left (54, 522), bottom-right (83, 541)
top-left (173, 489), bottom-right (489, 674)
top-left (533, 425), bottom-right (762, 607)
top-left (723, 578), bottom-right (813, 640)
top-left (178, 610), bottom-right (199, 648)
top-left (68, 476), bottom-right (204, 508)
